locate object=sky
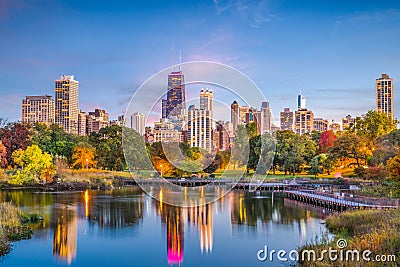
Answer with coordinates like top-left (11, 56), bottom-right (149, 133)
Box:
top-left (1, 0), bottom-right (400, 126)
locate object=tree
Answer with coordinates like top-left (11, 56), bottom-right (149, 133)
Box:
top-left (309, 154), bottom-right (329, 178)
top-left (10, 145), bottom-right (55, 184)
top-left (72, 143), bottom-right (96, 169)
top-left (329, 133), bottom-right (365, 168)
top-left (0, 122), bottom-right (30, 167)
top-left (319, 130), bottom-right (336, 153)
top-left (0, 142), bottom-right (7, 167)
top-left (354, 110), bottom-right (397, 145)
top-left (233, 125), bottom-right (250, 168)
top-left (90, 125), bottom-right (126, 171)
top-left (387, 153), bottom-right (400, 182)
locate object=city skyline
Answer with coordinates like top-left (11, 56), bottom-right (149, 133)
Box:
top-left (1, 1), bottom-right (400, 124)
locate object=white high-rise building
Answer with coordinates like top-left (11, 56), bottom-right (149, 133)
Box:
top-left (188, 90), bottom-right (214, 152)
top-left (55, 75), bottom-right (79, 134)
top-left (131, 112), bottom-right (145, 135)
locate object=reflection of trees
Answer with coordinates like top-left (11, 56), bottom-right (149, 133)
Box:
top-left (52, 205), bottom-right (77, 265)
top-left (85, 187), bottom-right (145, 229)
top-left (230, 192), bottom-right (319, 228)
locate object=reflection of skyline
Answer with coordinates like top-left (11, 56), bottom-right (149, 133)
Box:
top-left (52, 205), bottom-right (77, 265)
top-left (0, 188), bottom-right (328, 266)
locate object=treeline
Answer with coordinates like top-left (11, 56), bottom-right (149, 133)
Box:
top-left (0, 122), bottom-right (126, 184)
top-left (241, 110), bottom-right (400, 182)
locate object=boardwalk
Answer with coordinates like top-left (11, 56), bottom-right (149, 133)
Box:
top-left (285, 190), bottom-right (399, 211)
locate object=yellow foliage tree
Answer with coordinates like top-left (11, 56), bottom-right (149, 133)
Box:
top-left (72, 144), bottom-right (96, 169)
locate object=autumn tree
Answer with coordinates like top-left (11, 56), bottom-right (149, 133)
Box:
top-left (11, 145), bottom-right (55, 184)
top-left (0, 122), bottom-right (30, 167)
top-left (72, 143), bottom-right (96, 169)
top-left (0, 142), bottom-right (6, 168)
top-left (319, 130), bottom-right (336, 153)
top-left (387, 153), bottom-right (400, 182)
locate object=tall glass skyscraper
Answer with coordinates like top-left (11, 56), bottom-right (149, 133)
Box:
top-left (164, 71), bottom-right (185, 119)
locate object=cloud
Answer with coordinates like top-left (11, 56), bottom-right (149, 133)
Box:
top-left (213, 0), bottom-right (275, 28)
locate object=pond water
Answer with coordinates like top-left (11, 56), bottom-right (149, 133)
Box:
top-left (0, 187), bottom-right (329, 267)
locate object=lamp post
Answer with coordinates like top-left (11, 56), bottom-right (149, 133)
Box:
top-left (86, 158), bottom-right (89, 170)
top-left (160, 164), bottom-right (163, 177)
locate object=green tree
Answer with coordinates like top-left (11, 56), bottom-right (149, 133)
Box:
top-left (233, 125), bottom-right (250, 168)
top-left (90, 125), bottom-right (126, 171)
top-left (329, 132), bottom-right (365, 168)
top-left (11, 145), bottom-right (54, 184)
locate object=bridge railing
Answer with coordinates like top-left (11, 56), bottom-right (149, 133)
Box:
top-left (291, 189), bottom-right (399, 208)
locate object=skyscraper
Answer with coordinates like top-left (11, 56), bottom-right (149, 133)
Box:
top-left (280, 108), bottom-right (294, 131)
top-left (200, 89), bottom-right (213, 111)
top-left (165, 70), bottom-right (185, 119)
top-left (230, 101), bottom-right (239, 133)
top-left (188, 90), bottom-right (213, 152)
top-left (376, 73), bottom-right (394, 120)
top-left (55, 75), bottom-right (79, 134)
top-left (294, 94), bottom-right (314, 134)
top-left (22, 95), bottom-right (54, 126)
top-left (342, 115), bottom-right (356, 130)
top-left (261, 101), bottom-right (271, 133)
top-left (77, 111), bottom-right (87, 136)
top-left (297, 93), bottom-right (306, 110)
top-left (131, 112), bottom-right (145, 135)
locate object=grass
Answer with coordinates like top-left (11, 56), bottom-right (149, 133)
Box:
top-left (0, 202), bottom-right (38, 256)
top-left (299, 209), bottom-right (400, 266)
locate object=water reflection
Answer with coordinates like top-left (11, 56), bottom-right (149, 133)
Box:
top-left (53, 205), bottom-right (77, 264)
top-left (0, 187), bottom-right (328, 266)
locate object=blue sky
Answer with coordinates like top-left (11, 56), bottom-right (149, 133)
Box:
top-left (1, 0), bottom-right (400, 125)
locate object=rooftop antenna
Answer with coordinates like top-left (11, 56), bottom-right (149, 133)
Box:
top-left (179, 50), bottom-right (182, 71)
top-left (171, 43), bottom-right (174, 72)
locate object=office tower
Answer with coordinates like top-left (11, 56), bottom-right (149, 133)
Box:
top-left (313, 118), bottom-right (329, 132)
top-left (342, 115), bottom-right (356, 130)
top-left (77, 111), bottom-right (87, 136)
top-left (215, 121), bottom-right (231, 151)
top-left (297, 93), bottom-right (306, 110)
top-left (329, 120), bottom-right (341, 133)
top-left (239, 106), bottom-right (250, 124)
top-left (131, 112), bottom-right (145, 135)
top-left (22, 95), bottom-right (54, 125)
top-left (280, 108), bottom-right (294, 131)
top-left (295, 110), bottom-right (314, 134)
top-left (376, 73), bottom-right (394, 120)
top-left (86, 109), bottom-right (109, 134)
top-left (188, 90), bottom-right (213, 152)
top-left (231, 101), bottom-right (239, 133)
top-left (295, 93), bottom-right (314, 134)
top-left (55, 75), bottom-right (79, 134)
top-left (117, 114), bottom-right (126, 127)
top-left (200, 89), bottom-right (213, 111)
top-left (165, 70), bottom-right (185, 119)
top-left (245, 107), bottom-right (261, 134)
top-left (261, 101), bottom-right (271, 133)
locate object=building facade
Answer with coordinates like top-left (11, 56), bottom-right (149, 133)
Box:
top-left (260, 101), bottom-right (271, 133)
top-left (230, 101), bottom-right (239, 134)
top-left (280, 108), bottom-right (294, 131)
top-left (313, 118), bottom-right (329, 132)
top-left (295, 109), bottom-right (314, 134)
top-left (342, 115), bottom-right (355, 130)
top-left (22, 95), bottom-right (54, 125)
top-left (131, 112), bottom-right (145, 135)
top-left (376, 73), bottom-right (394, 120)
top-left (86, 109), bottom-right (109, 134)
top-left (55, 75), bottom-right (79, 134)
top-left (164, 71), bottom-right (186, 120)
top-left (77, 111), bottom-right (87, 136)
